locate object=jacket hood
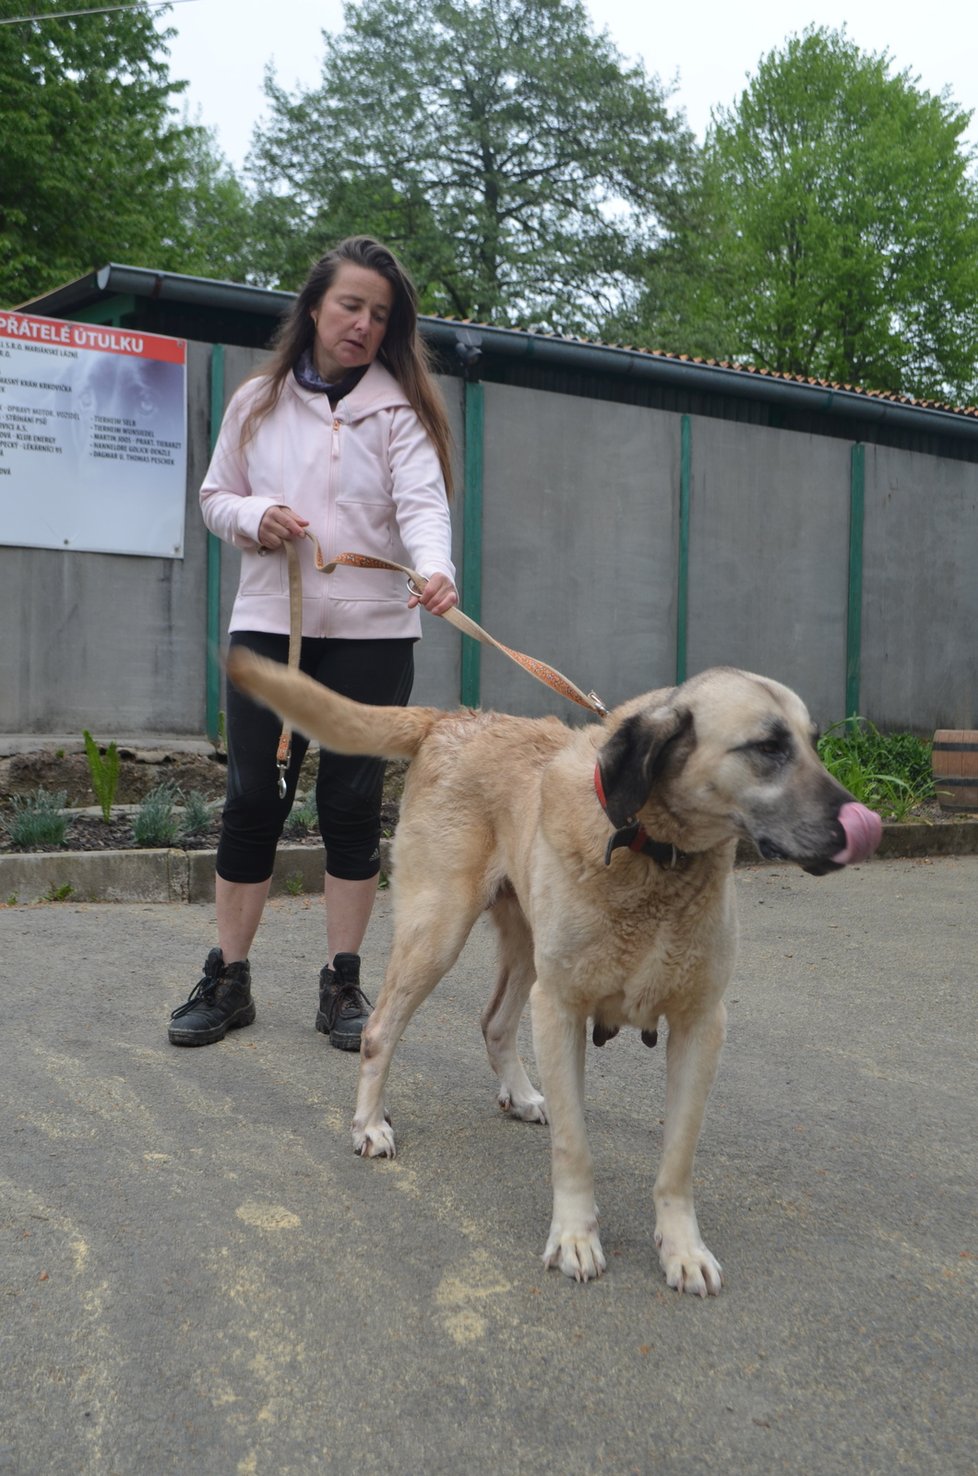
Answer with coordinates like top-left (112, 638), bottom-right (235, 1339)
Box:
top-left (284, 359), bottom-right (410, 423)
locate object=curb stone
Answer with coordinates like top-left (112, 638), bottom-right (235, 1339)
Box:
top-left (2, 823), bottom-right (977, 904)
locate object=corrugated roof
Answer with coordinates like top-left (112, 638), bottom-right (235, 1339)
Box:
top-left (424, 314), bottom-right (978, 421)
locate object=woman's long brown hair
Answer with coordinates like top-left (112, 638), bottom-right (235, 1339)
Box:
top-left (241, 236), bottom-right (454, 496)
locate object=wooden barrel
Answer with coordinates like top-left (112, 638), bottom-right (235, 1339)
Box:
top-left (932, 730), bottom-right (978, 812)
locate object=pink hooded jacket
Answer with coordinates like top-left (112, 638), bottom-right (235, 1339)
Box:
top-left (200, 360), bottom-right (455, 639)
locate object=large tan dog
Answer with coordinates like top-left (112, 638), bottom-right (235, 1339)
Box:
top-left (227, 652), bottom-right (881, 1295)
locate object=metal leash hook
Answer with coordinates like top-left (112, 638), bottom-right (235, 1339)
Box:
top-left (277, 761), bottom-right (288, 800)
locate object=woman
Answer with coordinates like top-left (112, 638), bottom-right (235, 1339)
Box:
top-left (168, 237), bottom-right (457, 1051)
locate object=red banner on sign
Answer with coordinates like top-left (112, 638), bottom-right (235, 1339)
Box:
top-left (0, 312), bottom-right (186, 364)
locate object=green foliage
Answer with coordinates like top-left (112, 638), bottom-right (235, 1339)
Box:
top-left (818, 721), bottom-right (935, 821)
top-left (247, 0), bottom-right (695, 329)
top-left (131, 782), bottom-right (181, 848)
top-left (211, 710), bottom-right (228, 757)
top-left (284, 798), bottom-right (319, 838)
top-left (6, 789), bottom-right (69, 849)
top-left (44, 882), bottom-right (74, 902)
top-left (283, 872), bottom-right (305, 897)
top-left (0, 1), bottom-right (255, 304)
top-left (180, 790), bottom-right (215, 838)
top-left (617, 25), bottom-right (978, 402)
top-left (82, 730), bottom-right (120, 823)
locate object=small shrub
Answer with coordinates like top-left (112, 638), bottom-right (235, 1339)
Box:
top-left (132, 782), bottom-right (182, 847)
top-left (83, 729), bottom-right (120, 822)
top-left (283, 871), bottom-right (305, 896)
top-left (180, 789), bottom-right (215, 838)
top-left (6, 789), bottom-right (69, 849)
top-left (285, 797), bottom-right (319, 838)
top-left (818, 720), bottom-right (936, 821)
top-left (44, 882), bottom-right (74, 902)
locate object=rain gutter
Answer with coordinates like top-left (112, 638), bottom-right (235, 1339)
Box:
top-left (422, 320), bottom-right (978, 446)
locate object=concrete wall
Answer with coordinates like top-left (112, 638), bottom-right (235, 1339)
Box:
top-left (687, 420), bottom-right (851, 727)
top-left (479, 383), bottom-right (679, 718)
top-left (861, 445), bottom-right (978, 732)
top-left (2, 339), bottom-right (976, 738)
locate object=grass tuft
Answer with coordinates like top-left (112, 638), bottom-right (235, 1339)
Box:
top-left (818, 720), bottom-right (935, 821)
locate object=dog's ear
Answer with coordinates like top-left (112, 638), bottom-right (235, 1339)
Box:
top-left (597, 705), bottom-right (694, 826)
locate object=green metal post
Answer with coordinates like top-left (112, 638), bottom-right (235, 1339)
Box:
top-left (205, 345), bottom-right (225, 741)
top-left (460, 380), bottom-right (485, 708)
top-left (676, 414), bottom-right (692, 685)
top-left (846, 442), bottom-right (865, 723)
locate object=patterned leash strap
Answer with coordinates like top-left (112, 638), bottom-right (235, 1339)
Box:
top-left (275, 538), bottom-right (306, 795)
top-left (291, 533), bottom-right (608, 719)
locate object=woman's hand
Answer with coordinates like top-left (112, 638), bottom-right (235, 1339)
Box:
top-left (258, 505), bottom-right (310, 550)
top-left (409, 571), bottom-right (458, 617)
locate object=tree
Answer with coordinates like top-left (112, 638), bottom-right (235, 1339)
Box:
top-left (0, 1), bottom-right (253, 304)
top-left (247, 0), bottom-right (695, 328)
top-left (617, 26), bottom-right (978, 402)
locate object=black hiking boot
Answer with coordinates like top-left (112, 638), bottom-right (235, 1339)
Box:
top-left (316, 952), bottom-right (372, 1051)
top-left (168, 948), bottom-right (255, 1046)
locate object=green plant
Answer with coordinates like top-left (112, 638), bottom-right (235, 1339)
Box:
top-left (283, 871), bottom-right (305, 896)
top-left (83, 729), bottom-right (121, 822)
top-left (6, 789), bottom-right (69, 849)
top-left (818, 720), bottom-right (936, 821)
top-left (6, 894), bottom-right (18, 906)
top-left (210, 709), bottom-right (227, 756)
top-left (180, 789), bottom-right (215, 838)
top-left (132, 782), bottom-right (182, 847)
top-left (44, 882), bottom-right (74, 902)
top-left (285, 797), bottom-right (319, 838)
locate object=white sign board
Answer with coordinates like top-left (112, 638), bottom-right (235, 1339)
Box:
top-left (0, 312), bottom-right (188, 558)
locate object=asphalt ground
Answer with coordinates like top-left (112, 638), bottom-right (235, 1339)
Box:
top-left (1, 856), bottom-right (976, 1476)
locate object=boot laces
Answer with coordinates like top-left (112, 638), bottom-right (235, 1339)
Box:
top-left (169, 953), bottom-right (223, 1020)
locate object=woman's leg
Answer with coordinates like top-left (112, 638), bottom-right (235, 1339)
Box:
top-left (324, 872), bottom-right (380, 966)
top-left (168, 632), bottom-right (307, 1047)
top-left (312, 638), bottom-right (415, 1048)
top-left (216, 875), bottom-right (274, 964)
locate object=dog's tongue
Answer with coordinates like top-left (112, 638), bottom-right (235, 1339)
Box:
top-left (832, 802), bottom-right (883, 866)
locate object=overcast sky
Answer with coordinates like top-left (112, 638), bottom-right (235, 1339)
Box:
top-left (163, 0), bottom-right (978, 172)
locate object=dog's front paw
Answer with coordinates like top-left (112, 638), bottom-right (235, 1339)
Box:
top-left (497, 1086), bottom-right (548, 1124)
top-left (654, 1228), bottom-right (723, 1297)
top-left (352, 1118), bottom-right (396, 1159)
top-left (543, 1220), bottom-right (606, 1282)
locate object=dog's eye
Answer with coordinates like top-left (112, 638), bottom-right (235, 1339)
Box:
top-left (754, 739), bottom-right (785, 759)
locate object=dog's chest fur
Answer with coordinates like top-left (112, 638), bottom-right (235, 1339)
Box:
top-left (513, 798), bottom-right (737, 1027)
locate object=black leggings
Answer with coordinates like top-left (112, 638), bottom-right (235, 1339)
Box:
top-left (217, 631), bottom-right (415, 885)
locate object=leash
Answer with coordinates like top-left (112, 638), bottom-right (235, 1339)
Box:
top-left (271, 536), bottom-right (685, 877)
top-left (272, 533), bottom-right (608, 794)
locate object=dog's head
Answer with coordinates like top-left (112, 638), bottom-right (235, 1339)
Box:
top-left (597, 668), bottom-right (881, 874)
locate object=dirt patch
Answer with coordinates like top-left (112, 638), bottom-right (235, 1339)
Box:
top-left (0, 748), bottom-right (229, 809)
top-left (0, 748), bottom-right (407, 853)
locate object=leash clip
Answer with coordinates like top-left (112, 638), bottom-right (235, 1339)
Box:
top-left (276, 762), bottom-right (288, 800)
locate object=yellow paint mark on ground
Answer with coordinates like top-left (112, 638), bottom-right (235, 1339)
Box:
top-left (435, 1251), bottom-right (513, 1345)
top-left (235, 1202), bottom-right (301, 1232)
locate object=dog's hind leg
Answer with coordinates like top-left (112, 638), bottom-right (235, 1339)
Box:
top-left (352, 889), bottom-right (482, 1159)
top-left (482, 893), bottom-right (547, 1124)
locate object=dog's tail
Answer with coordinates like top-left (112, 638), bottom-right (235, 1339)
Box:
top-left (226, 648), bottom-right (440, 760)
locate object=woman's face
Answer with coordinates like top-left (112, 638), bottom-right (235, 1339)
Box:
top-left (310, 263), bottom-right (394, 382)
